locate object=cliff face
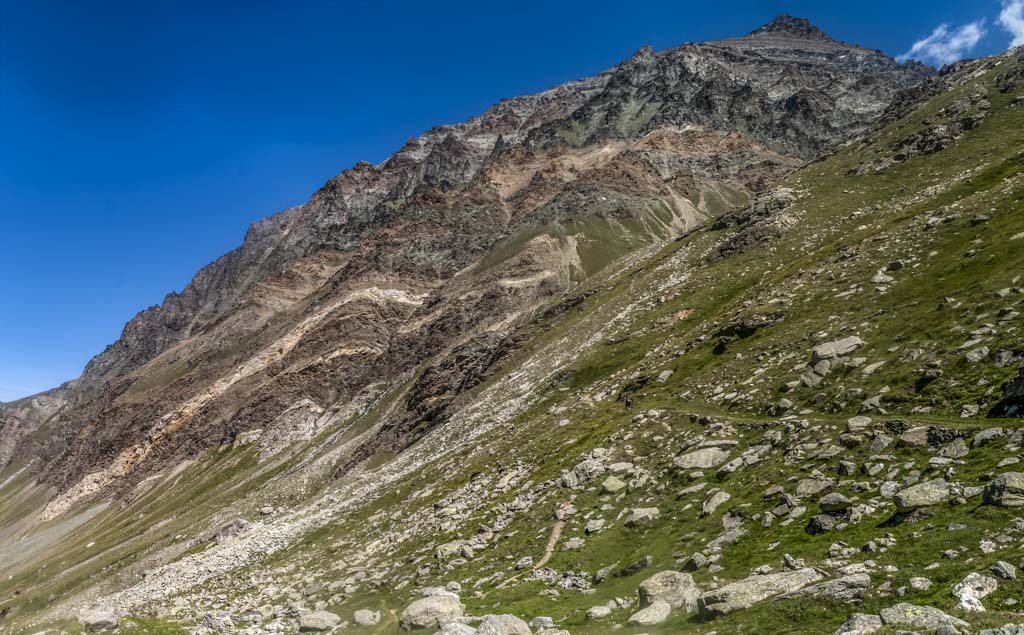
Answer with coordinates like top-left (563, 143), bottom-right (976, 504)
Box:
top-left (0, 387), bottom-right (69, 469)
top-left (6, 17), bottom-right (934, 517)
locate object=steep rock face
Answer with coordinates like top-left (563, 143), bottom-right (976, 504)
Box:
top-left (0, 387), bottom-right (70, 468)
top-left (528, 17), bottom-right (933, 159)
top-left (8, 17), bottom-right (935, 513)
top-left (79, 73), bottom-right (614, 391)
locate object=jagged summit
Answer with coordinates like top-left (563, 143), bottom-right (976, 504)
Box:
top-left (747, 14), bottom-right (834, 41)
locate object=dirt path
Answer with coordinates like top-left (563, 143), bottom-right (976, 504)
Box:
top-left (534, 498), bottom-right (575, 569)
top-left (496, 496), bottom-right (574, 589)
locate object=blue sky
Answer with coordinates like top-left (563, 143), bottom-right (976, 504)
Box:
top-left (1, 0), bottom-right (1022, 402)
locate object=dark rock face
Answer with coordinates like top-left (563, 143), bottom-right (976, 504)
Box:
top-left (0, 388), bottom-right (70, 468)
top-left (529, 19), bottom-right (933, 160)
top-left (746, 15), bottom-right (834, 41)
top-left (990, 368), bottom-right (1024, 418)
top-left (709, 188), bottom-right (796, 262)
top-left (6, 17), bottom-right (937, 508)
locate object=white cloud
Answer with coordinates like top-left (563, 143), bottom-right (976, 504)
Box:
top-left (897, 20), bottom-right (987, 65)
top-left (1000, 0), bottom-right (1024, 47)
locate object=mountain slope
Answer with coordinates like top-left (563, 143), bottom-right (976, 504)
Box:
top-left (6, 17), bottom-right (1024, 635)
top-left (4, 16), bottom-right (930, 520)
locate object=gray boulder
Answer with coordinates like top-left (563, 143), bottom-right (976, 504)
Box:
top-left (834, 612), bottom-right (882, 635)
top-left (638, 570), bottom-right (700, 612)
top-left (434, 625), bottom-right (477, 635)
top-left (952, 572), bottom-right (998, 612)
top-left (624, 507), bottom-right (660, 527)
top-left (699, 568), bottom-right (823, 615)
top-left (476, 614), bottom-right (531, 635)
top-left (820, 492), bottom-right (853, 512)
top-left (806, 513), bottom-right (839, 534)
top-left (299, 611), bottom-right (341, 632)
top-left (897, 426), bottom-right (929, 447)
top-left (600, 475), bottom-right (626, 494)
top-left (965, 346), bottom-right (990, 364)
top-left (674, 447), bottom-right (731, 469)
top-left (879, 603), bottom-right (968, 630)
top-left (984, 472), bottom-right (1024, 506)
top-left (354, 609), bottom-right (381, 626)
top-left (401, 594), bottom-right (465, 630)
top-left (973, 427), bottom-right (1006, 447)
top-left (627, 599), bottom-right (671, 626)
top-left (796, 478), bottom-right (835, 497)
top-left (78, 608), bottom-right (119, 632)
top-left (992, 561), bottom-right (1017, 580)
top-left (846, 416), bottom-right (872, 433)
top-left (782, 573), bottom-right (870, 602)
top-left (812, 337), bottom-right (865, 363)
top-left (893, 478), bottom-right (949, 512)
top-left (702, 490), bottom-right (731, 516)
top-left (586, 605), bottom-right (612, 619)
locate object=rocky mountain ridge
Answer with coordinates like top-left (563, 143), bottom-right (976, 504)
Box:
top-left (5, 17), bottom-right (932, 513)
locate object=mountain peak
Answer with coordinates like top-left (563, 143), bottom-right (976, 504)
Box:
top-left (747, 15), bottom-right (834, 41)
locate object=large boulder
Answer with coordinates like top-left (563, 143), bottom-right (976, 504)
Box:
top-left (698, 568), bottom-right (823, 615)
top-left (811, 337), bottom-right (864, 362)
top-left (820, 492), bottom-right (852, 512)
top-left (400, 594), bottom-right (465, 630)
top-left (834, 612), bottom-right (882, 635)
top-left (476, 614), bottom-right (531, 635)
top-left (702, 490), bottom-right (731, 516)
top-left (78, 608), bottom-right (119, 632)
top-left (984, 472), bottom-right (1024, 506)
top-left (897, 426), bottom-right (929, 447)
top-left (624, 507), bottom-right (660, 527)
top-left (627, 599), bottom-right (671, 626)
top-left (781, 573), bottom-right (870, 602)
top-left (637, 571), bottom-right (700, 612)
top-left (879, 603), bottom-right (968, 630)
top-left (299, 611), bottom-right (341, 632)
top-left (893, 478), bottom-right (949, 512)
top-left (434, 625), bottom-right (477, 635)
top-left (673, 447), bottom-right (730, 469)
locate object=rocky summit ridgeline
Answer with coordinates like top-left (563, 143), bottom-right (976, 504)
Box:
top-left (3, 14), bottom-right (1024, 635)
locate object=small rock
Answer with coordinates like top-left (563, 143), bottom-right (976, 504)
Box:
top-left (952, 572), bottom-right (998, 612)
top-left (910, 577), bottom-right (932, 591)
top-left (991, 561), bottom-right (1017, 580)
top-left (601, 475), bottom-right (627, 494)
